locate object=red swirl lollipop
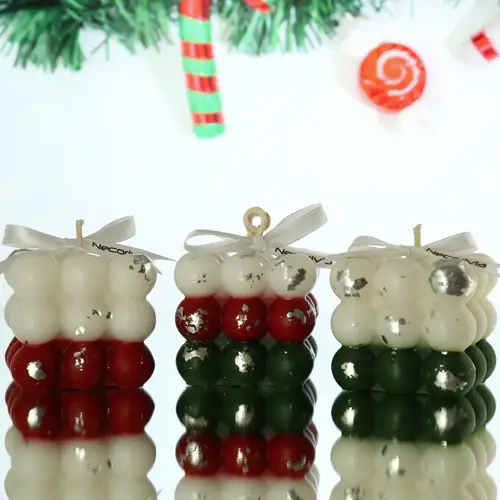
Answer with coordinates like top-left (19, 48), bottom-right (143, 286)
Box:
top-left (359, 42), bottom-right (427, 112)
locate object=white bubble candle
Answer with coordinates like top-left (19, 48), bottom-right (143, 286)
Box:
top-left (1, 217), bottom-right (171, 392)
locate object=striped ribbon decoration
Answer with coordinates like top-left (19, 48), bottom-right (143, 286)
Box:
top-left (179, 0), bottom-right (270, 138)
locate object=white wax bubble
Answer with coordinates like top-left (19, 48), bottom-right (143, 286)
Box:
top-left (466, 299), bottom-right (487, 343)
top-left (330, 480), bottom-right (369, 500)
top-left (375, 306), bottom-right (423, 349)
top-left (421, 443), bottom-right (476, 484)
top-left (6, 481), bottom-right (57, 500)
top-left (60, 299), bottom-right (107, 341)
top-left (60, 478), bottom-right (107, 500)
top-left (372, 480), bottom-right (421, 500)
top-left (174, 477), bottom-right (220, 500)
top-left (4, 251), bottom-right (59, 298)
top-left (466, 481), bottom-right (488, 500)
top-left (9, 298), bottom-right (59, 343)
top-left (108, 254), bottom-right (157, 298)
top-left (268, 253), bottom-right (317, 298)
top-left (60, 440), bottom-right (109, 479)
top-left (174, 253), bottom-right (222, 297)
top-left (477, 297), bottom-right (497, 339)
top-left (373, 441), bottom-right (422, 484)
top-left (221, 252), bottom-right (269, 297)
top-left (220, 478), bottom-right (265, 499)
top-left (4, 294), bottom-right (20, 328)
top-left (4, 469), bottom-right (18, 498)
top-left (476, 470), bottom-right (497, 500)
top-left (108, 478), bottom-right (158, 500)
top-left (330, 258), bottom-right (376, 299)
top-left (422, 303), bottom-right (476, 351)
top-left (263, 479), bottom-right (316, 500)
top-left (107, 434), bottom-right (156, 477)
top-left (466, 432), bottom-right (488, 468)
top-left (61, 253), bottom-right (108, 297)
top-left (373, 258), bottom-right (427, 303)
top-left (478, 429), bottom-right (497, 467)
top-left (331, 300), bottom-right (375, 346)
top-left (330, 437), bottom-right (375, 481)
top-left (474, 254), bottom-right (498, 295)
top-left (107, 299), bottom-right (156, 341)
top-left (4, 426), bottom-right (23, 458)
top-left (10, 441), bottom-right (59, 482)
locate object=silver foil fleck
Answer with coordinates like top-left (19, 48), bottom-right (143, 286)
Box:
top-left (287, 268), bottom-right (307, 291)
top-left (336, 270), bottom-right (369, 298)
top-left (383, 315), bottom-right (407, 336)
top-left (176, 307), bottom-right (208, 335)
top-left (129, 255), bottom-right (155, 282)
top-left (340, 362), bottom-right (358, 379)
top-left (287, 309), bottom-right (307, 325)
top-left (429, 259), bottom-right (474, 297)
top-left (27, 360), bottom-right (46, 380)
top-left (183, 415), bottom-right (209, 427)
top-left (286, 454), bottom-right (308, 472)
top-left (181, 442), bottom-right (208, 469)
top-left (234, 351), bottom-right (254, 373)
top-left (27, 406), bottom-right (45, 428)
top-left (434, 368), bottom-right (469, 393)
top-left (234, 404), bottom-right (255, 427)
top-left (236, 313), bottom-right (247, 328)
top-left (183, 346), bottom-right (209, 362)
top-left (386, 457), bottom-right (406, 477)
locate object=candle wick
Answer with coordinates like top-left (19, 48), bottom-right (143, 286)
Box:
top-left (413, 224), bottom-right (422, 247)
top-left (243, 207), bottom-right (271, 238)
top-left (76, 219), bottom-right (84, 240)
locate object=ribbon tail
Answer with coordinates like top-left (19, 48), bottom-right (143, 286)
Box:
top-left (2, 225), bottom-right (68, 249)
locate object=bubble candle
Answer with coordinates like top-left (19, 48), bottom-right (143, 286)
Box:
top-left (329, 226), bottom-right (498, 398)
top-left (173, 204), bottom-right (330, 389)
top-left (0, 216), bottom-right (172, 392)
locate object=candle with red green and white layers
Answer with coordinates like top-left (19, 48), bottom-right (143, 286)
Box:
top-left (329, 226), bottom-right (498, 398)
top-left (173, 204), bottom-right (330, 390)
top-left (179, 0), bottom-right (270, 138)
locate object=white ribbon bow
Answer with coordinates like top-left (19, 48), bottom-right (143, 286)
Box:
top-left (0, 216), bottom-right (174, 274)
top-left (184, 204), bottom-right (333, 267)
top-left (328, 232), bottom-right (499, 274)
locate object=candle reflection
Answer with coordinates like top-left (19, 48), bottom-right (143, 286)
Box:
top-left (4, 386), bottom-right (157, 499)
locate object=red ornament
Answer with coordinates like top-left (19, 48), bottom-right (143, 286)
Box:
top-left (267, 434), bottom-right (315, 478)
top-left (267, 297), bottom-right (316, 342)
top-left (176, 432), bottom-right (222, 475)
top-left (106, 341), bottom-right (155, 388)
top-left (59, 342), bottom-right (106, 390)
top-left (61, 391), bottom-right (107, 439)
top-left (221, 434), bottom-right (267, 476)
top-left (222, 297), bottom-right (267, 341)
top-left (10, 391), bottom-right (60, 439)
top-left (359, 43), bottom-right (427, 111)
top-left (306, 294), bottom-right (318, 317)
top-left (175, 297), bottom-right (221, 341)
top-left (10, 343), bottom-right (58, 392)
top-left (106, 388), bottom-right (155, 435)
top-left (5, 337), bottom-right (22, 368)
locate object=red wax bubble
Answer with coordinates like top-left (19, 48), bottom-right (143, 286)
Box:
top-left (267, 434), bottom-right (315, 477)
top-left (107, 341), bottom-right (155, 388)
top-left (176, 432), bottom-right (222, 476)
top-left (60, 341), bottom-right (106, 390)
top-left (175, 296), bottom-right (221, 341)
top-left (221, 434), bottom-right (268, 476)
top-left (267, 297), bottom-right (316, 342)
top-left (61, 391), bottom-right (107, 438)
top-left (106, 388), bottom-right (155, 435)
top-left (222, 297), bottom-right (267, 341)
top-left (11, 343), bottom-right (58, 392)
top-left (359, 42), bottom-right (427, 112)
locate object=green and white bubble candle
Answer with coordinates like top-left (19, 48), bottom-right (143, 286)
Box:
top-left (330, 226), bottom-right (498, 398)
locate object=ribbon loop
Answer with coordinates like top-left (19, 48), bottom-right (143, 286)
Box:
top-left (0, 216), bottom-right (174, 275)
top-left (329, 231), bottom-right (498, 275)
top-left (183, 204), bottom-right (330, 266)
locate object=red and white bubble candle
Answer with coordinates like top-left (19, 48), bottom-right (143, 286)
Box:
top-left (4, 249), bottom-right (157, 391)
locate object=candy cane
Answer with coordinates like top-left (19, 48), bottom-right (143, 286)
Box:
top-left (179, 0), bottom-right (270, 139)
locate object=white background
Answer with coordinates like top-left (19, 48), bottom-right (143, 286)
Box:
top-left (1, 0), bottom-right (500, 498)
